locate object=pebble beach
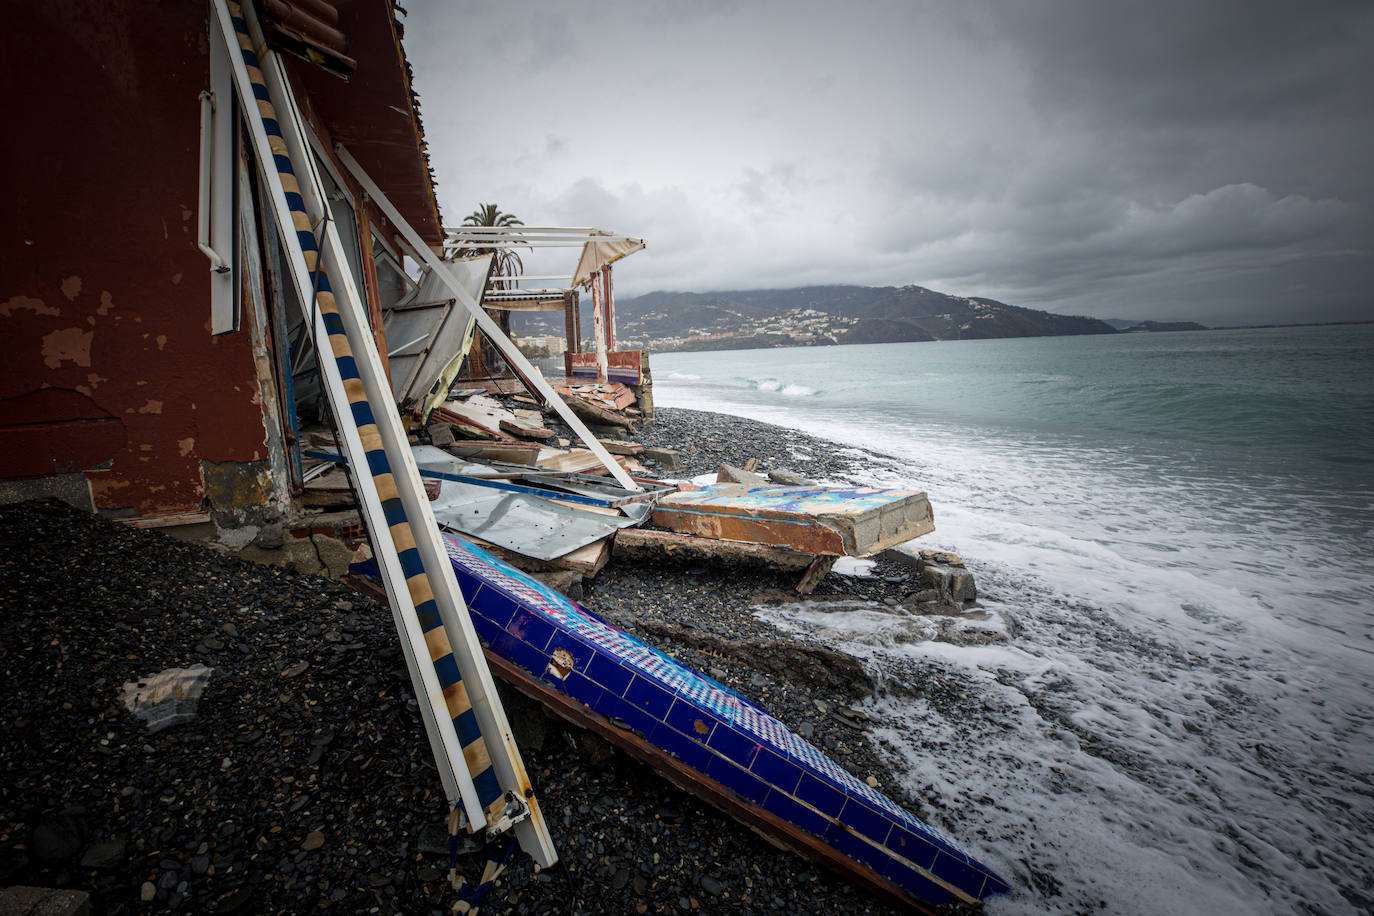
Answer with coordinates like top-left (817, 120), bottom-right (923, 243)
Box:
top-left (0, 409), bottom-right (969, 915)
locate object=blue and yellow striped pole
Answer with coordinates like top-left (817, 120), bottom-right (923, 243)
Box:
top-left (216, 0), bottom-right (531, 838)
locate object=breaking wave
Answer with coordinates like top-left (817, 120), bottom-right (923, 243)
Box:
top-left (655, 328), bottom-right (1374, 915)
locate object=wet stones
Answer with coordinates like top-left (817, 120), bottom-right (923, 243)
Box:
top-left (31, 811), bottom-right (87, 864)
top-left (0, 493), bottom-right (923, 915)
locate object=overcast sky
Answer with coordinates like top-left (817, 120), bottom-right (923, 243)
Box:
top-left (404, 0), bottom-right (1373, 325)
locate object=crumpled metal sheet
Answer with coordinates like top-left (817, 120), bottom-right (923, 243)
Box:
top-left (413, 444), bottom-right (646, 559)
top-left (427, 478), bottom-right (638, 560)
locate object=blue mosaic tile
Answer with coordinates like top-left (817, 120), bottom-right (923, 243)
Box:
top-left (705, 755), bottom-right (770, 805)
top-left (840, 797), bottom-right (895, 845)
top-left (469, 584), bottom-right (520, 629)
top-left (881, 857), bottom-right (954, 907)
top-left (750, 748), bottom-right (803, 795)
top-left (981, 868), bottom-right (1012, 897)
top-left (585, 651), bottom-right (634, 697)
top-left (829, 828), bottom-right (890, 872)
top-left (624, 675), bottom-right (674, 719)
top-left (664, 697), bottom-right (720, 745)
top-left (596, 689), bottom-right (660, 738)
top-left (930, 850), bottom-right (987, 898)
top-left (507, 608), bottom-right (555, 653)
top-left (435, 533), bottom-right (1009, 907)
top-left (759, 787), bottom-right (831, 838)
top-left (706, 721), bottom-right (761, 769)
top-left (480, 627), bottom-right (546, 678)
top-left (559, 670), bottom-right (603, 708)
top-left (795, 772), bottom-right (847, 819)
top-left (649, 720), bottom-right (713, 771)
top-left (887, 824), bottom-right (941, 871)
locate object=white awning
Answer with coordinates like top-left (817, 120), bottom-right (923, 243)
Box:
top-left (572, 232), bottom-right (646, 288)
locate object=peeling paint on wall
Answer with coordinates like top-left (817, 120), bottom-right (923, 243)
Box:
top-left (1, 1), bottom-right (315, 522)
top-left (200, 458), bottom-right (278, 530)
top-left (1, 296), bottom-right (60, 318)
top-left (40, 327), bottom-right (94, 369)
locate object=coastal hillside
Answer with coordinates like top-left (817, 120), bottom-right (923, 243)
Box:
top-left (517, 284), bottom-right (1119, 352)
top-left (1104, 318), bottom-right (1210, 332)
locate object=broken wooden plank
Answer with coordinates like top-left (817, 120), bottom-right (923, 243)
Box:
top-left (561, 393), bottom-right (635, 430)
top-left (448, 440), bottom-right (544, 465)
top-left (499, 418), bottom-right (556, 440)
top-left (465, 535), bottom-right (611, 577)
top-left (652, 484), bottom-right (935, 556)
top-left (796, 555), bottom-right (838, 595)
top-left (597, 438), bottom-right (643, 456)
top-left (118, 512), bottom-right (214, 529)
top-left (613, 528), bottom-right (819, 571)
top-left (533, 447), bottom-right (612, 475)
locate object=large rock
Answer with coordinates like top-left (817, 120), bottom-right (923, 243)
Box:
top-left (0, 887), bottom-right (91, 916)
top-left (881, 545), bottom-right (978, 604)
top-left (641, 447), bottom-right (683, 471)
top-left (30, 812), bottom-right (86, 865)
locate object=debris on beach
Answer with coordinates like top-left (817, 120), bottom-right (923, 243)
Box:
top-left (119, 665), bottom-right (215, 733)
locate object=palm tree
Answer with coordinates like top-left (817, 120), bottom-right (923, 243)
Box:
top-left (458, 203), bottom-right (526, 291)
top-left (455, 203), bottom-right (527, 375)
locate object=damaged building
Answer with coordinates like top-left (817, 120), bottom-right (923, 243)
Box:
top-left (0, 3), bottom-right (1009, 912)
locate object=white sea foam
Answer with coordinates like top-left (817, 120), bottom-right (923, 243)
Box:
top-left (830, 556), bottom-right (877, 578)
top-left (655, 338), bottom-right (1374, 915)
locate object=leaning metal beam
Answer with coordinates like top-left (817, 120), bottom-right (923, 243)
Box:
top-left (211, 0), bottom-right (556, 868)
top-left (335, 145), bottom-right (641, 491)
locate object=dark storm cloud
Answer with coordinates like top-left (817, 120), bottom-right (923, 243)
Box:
top-left (404, 0), bottom-right (1373, 325)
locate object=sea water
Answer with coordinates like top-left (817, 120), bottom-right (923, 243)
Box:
top-left (653, 325), bottom-right (1373, 915)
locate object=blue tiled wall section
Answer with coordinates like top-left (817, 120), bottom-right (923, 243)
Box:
top-left (438, 533), bottom-right (1009, 907)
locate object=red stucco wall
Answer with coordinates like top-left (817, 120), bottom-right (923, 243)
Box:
top-left (0, 1), bottom-right (272, 515)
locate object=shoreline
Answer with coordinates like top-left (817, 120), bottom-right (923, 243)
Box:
top-left (0, 410), bottom-right (981, 915)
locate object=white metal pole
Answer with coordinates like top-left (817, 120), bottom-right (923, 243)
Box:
top-left (591, 269), bottom-right (608, 382)
top-left (606, 265), bottom-right (618, 352)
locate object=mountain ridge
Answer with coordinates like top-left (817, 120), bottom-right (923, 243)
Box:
top-left (513, 283), bottom-right (1209, 351)
top-left (614, 284), bottom-right (1117, 350)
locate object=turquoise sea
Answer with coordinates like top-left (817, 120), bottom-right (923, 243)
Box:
top-left (654, 325), bottom-right (1373, 915)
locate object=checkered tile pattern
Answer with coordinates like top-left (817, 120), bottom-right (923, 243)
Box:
top-left (226, 0), bottom-right (505, 823)
top-left (441, 533), bottom-right (1010, 906)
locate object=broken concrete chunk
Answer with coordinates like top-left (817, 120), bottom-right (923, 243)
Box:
top-left (766, 468), bottom-right (816, 486)
top-left (254, 520), bottom-right (285, 550)
top-left (882, 544), bottom-right (977, 603)
top-left (641, 447), bottom-right (683, 471)
top-left (427, 423), bottom-right (456, 447)
top-left (716, 463), bottom-right (771, 488)
top-left (120, 664), bottom-right (213, 733)
top-left (654, 484), bottom-right (935, 556)
top-left (530, 569), bottom-right (584, 600)
top-left (921, 562), bottom-right (977, 604)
